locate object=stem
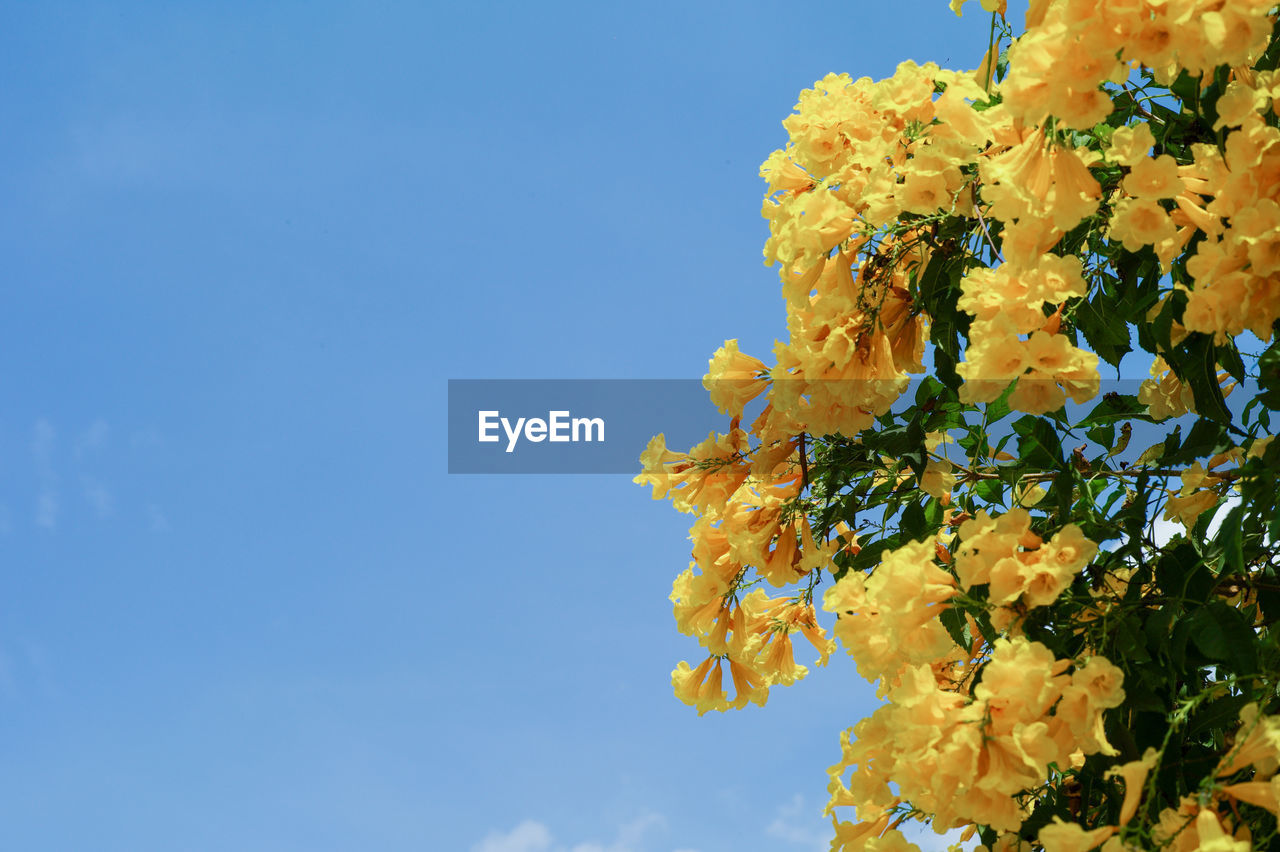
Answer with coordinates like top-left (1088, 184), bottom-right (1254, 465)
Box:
top-left (971, 183), bottom-right (1004, 264)
top-left (982, 11), bottom-right (998, 94)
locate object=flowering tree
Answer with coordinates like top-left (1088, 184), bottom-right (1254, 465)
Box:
top-left (635, 2), bottom-right (1280, 850)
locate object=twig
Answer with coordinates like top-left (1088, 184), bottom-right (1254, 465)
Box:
top-left (971, 183), bottom-right (1004, 263)
top-left (798, 433), bottom-right (810, 491)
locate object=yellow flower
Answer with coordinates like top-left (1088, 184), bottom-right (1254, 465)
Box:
top-left (756, 630), bottom-right (808, 686)
top-left (1009, 374), bottom-right (1066, 415)
top-left (1192, 809), bottom-right (1250, 852)
top-left (920, 457), bottom-right (956, 500)
top-left (1105, 748), bottom-right (1160, 824)
top-left (975, 637), bottom-right (1071, 729)
top-left (1038, 818), bottom-right (1116, 852)
top-left (950, 0), bottom-right (1005, 16)
top-left (1163, 488), bottom-right (1220, 529)
top-left (1105, 123), bottom-right (1155, 167)
top-left (704, 339), bottom-right (769, 417)
top-left (1123, 155), bottom-right (1184, 200)
top-left (895, 169), bottom-right (952, 214)
top-left (727, 658), bottom-right (769, 709)
top-left (1214, 80), bottom-right (1263, 130)
top-left (671, 655), bottom-right (730, 715)
top-left (1109, 197), bottom-right (1177, 251)
top-left (1215, 702), bottom-right (1280, 776)
top-left (1139, 356), bottom-right (1196, 420)
top-left (1072, 655), bottom-right (1126, 709)
top-left (1220, 779), bottom-right (1280, 817)
top-left (957, 324), bottom-right (1028, 404)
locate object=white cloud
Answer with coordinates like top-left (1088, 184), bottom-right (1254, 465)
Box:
top-left (31, 419), bottom-right (54, 463)
top-left (473, 813), bottom-right (665, 852)
top-left (32, 419), bottom-right (58, 530)
top-left (568, 813), bottom-right (664, 852)
top-left (146, 503), bottom-right (169, 533)
top-left (75, 419), bottom-right (109, 457)
top-left (765, 794), bottom-right (829, 852)
top-left (130, 427), bottom-right (162, 449)
top-left (1152, 493), bottom-right (1242, 546)
top-left (898, 821), bottom-right (967, 852)
top-left (82, 476), bottom-right (113, 519)
top-left (35, 492), bottom-right (58, 530)
top-left (472, 821), bottom-right (554, 852)
top-left (763, 795), bottom-right (967, 852)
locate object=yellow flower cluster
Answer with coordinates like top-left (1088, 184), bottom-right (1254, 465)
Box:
top-left (1137, 356), bottom-right (1197, 420)
top-left (826, 637), bottom-right (1124, 834)
top-left (759, 60), bottom-right (982, 430)
top-left (768, 246), bottom-right (927, 439)
top-left (635, 425), bottom-right (846, 714)
top-left (954, 509), bottom-right (1097, 612)
top-left (822, 538), bottom-right (961, 689)
top-left (1000, 0), bottom-right (1271, 132)
top-left (954, 255), bottom-right (1099, 413)
top-left (1178, 73), bottom-right (1280, 340)
top-left (748, 0), bottom-right (1280, 425)
top-left (759, 47), bottom-right (1109, 418)
top-left (639, 0), bottom-right (1280, 846)
top-left (818, 516), bottom-right (1108, 838)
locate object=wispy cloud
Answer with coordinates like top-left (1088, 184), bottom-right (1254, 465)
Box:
top-left (472, 813), bottom-right (667, 852)
top-left (32, 419), bottom-right (58, 530)
top-left (765, 794), bottom-right (829, 852)
top-left (130, 427), bottom-right (162, 449)
top-left (473, 821), bottom-right (553, 852)
top-left (568, 813), bottom-right (664, 852)
top-left (898, 821), bottom-right (967, 852)
top-left (146, 503), bottom-right (169, 533)
top-left (74, 418), bottom-right (109, 458)
top-left (766, 793), bottom-right (966, 852)
top-left (35, 492), bottom-right (58, 530)
top-left (81, 476), bottom-right (114, 519)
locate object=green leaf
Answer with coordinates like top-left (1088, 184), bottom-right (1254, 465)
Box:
top-left (1259, 337), bottom-right (1280, 410)
top-left (1155, 542), bottom-right (1216, 606)
top-left (972, 608), bottom-right (998, 647)
top-left (1174, 334), bottom-right (1231, 424)
top-left (1169, 68), bottom-right (1203, 103)
top-left (1214, 504), bottom-right (1244, 576)
top-left (870, 420), bottom-right (925, 461)
top-left (899, 500), bottom-right (927, 539)
top-left (940, 606), bottom-right (971, 652)
top-left (1166, 418), bottom-right (1231, 465)
top-left (1140, 285), bottom-right (1185, 356)
top-left (972, 478), bottom-right (1006, 504)
top-left (1074, 293), bottom-right (1132, 368)
top-left (1188, 694), bottom-right (1250, 737)
top-left (1014, 415), bottom-right (1063, 470)
top-left (1086, 421), bottom-right (1115, 452)
top-left (1189, 602), bottom-right (1258, 675)
top-left (1144, 607), bottom-right (1176, 658)
top-left (1080, 393), bottom-right (1153, 428)
top-left (1125, 683), bottom-right (1167, 713)
top-left (985, 382), bottom-right (1015, 424)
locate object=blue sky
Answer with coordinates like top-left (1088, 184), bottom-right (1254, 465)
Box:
top-left (0, 3), bottom-right (995, 850)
